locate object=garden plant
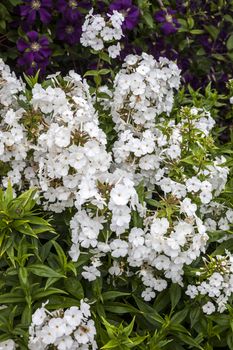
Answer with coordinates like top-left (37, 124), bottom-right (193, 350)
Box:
top-left (0, 1), bottom-right (233, 350)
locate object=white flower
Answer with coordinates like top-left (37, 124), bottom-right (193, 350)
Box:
top-left (110, 184), bottom-right (131, 205)
top-left (55, 336), bottom-right (74, 350)
top-left (141, 288), bottom-right (156, 301)
top-left (109, 261), bottom-right (122, 276)
top-left (200, 191), bottom-right (212, 204)
top-left (40, 325), bottom-right (57, 344)
top-left (82, 265), bottom-right (101, 281)
top-left (0, 340), bottom-right (16, 350)
top-left (80, 300), bottom-right (91, 318)
top-left (226, 209), bottom-right (233, 223)
top-left (64, 307), bottom-right (83, 328)
top-left (186, 177), bottom-right (201, 192)
top-left (108, 43), bottom-right (121, 58)
top-left (185, 285), bottom-right (198, 299)
top-left (110, 239), bottom-right (128, 257)
top-left (32, 307), bottom-right (47, 326)
top-left (180, 198), bottom-right (197, 217)
top-left (153, 255), bottom-right (170, 270)
top-left (202, 301), bottom-right (215, 315)
top-left (48, 317), bottom-right (66, 337)
top-left (151, 218), bottom-right (169, 236)
top-left (167, 144), bottom-right (181, 159)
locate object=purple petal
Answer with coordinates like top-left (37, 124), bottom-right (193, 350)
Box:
top-left (27, 10), bottom-right (36, 23)
top-left (161, 22), bottom-right (177, 35)
top-left (39, 8), bottom-right (51, 24)
top-left (27, 31), bottom-right (39, 42)
top-left (38, 36), bottom-right (49, 47)
top-left (17, 38), bottom-right (29, 52)
top-left (20, 5), bottom-right (30, 16)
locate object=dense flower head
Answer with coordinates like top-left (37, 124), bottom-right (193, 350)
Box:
top-left (20, 0), bottom-right (53, 24)
top-left (80, 8), bottom-right (124, 58)
top-left (109, 0), bottom-right (140, 30)
top-left (0, 63), bottom-right (110, 212)
top-left (154, 7), bottom-right (180, 35)
top-left (17, 31), bottom-right (51, 75)
top-left (111, 53), bottom-right (181, 130)
top-left (186, 252), bottom-right (233, 314)
top-left (28, 300), bottom-right (97, 349)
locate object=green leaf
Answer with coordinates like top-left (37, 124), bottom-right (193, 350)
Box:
top-left (176, 334), bottom-right (203, 349)
top-left (84, 70), bottom-right (99, 77)
top-left (64, 278), bottom-right (84, 299)
top-left (169, 284), bottom-right (181, 309)
top-left (203, 25), bottom-right (219, 40)
top-left (171, 308), bottom-right (189, 324)
top-left (0, 293), bottom-right (25, 304)
top-left (52, 240), bottom-right (67, 268)
top-left (187, 17), bottom-right (194, 29)
top-left (32, 287), bottom-right (68, 300)
top-left (190, 29), bottom-right (205, 35)
top-left (227, 34), bottom-right (233, 51)
top-left (133, 296), bottom-right (164, 324)
top-left (144, 12), bottom-right (154, 28)
top-left (19, 267), bottom-right (29, 289)
top-left (99, 51), bottom-right (111, 64)
top-left (98, 69), bottom-right (111, 75)
top-left (4, 182), bottom-right (13, 207)
top-left (101, 339), bottom-right (119, 349)
top-left (102, 291), bottom-right (131, 301)
top-left (27, 264), bottom-right (65, 278)
top-left (190, 306), bottom-right (201, 328)
top-left (124, 317), bottom-right (135, 337)
top-left (104, 302), bottom-right (141, 315)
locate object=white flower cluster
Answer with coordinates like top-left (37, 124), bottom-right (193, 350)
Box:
top-left (28, 301), bottom-right (97, 350)
top-left (69, 168), bottom-right (144, 263)
top-left (0, 340), bottom-right (16, 350)
top-left (67, 56), bottom-right (230, 298)
top-left (81, 9), bottom-right (124, 58)
top-left (111, 53), bottom-right (181, 131)
top-left (0, 65), bottom-right (111, 212)
top-left (0, 59), bottom-right (23, 107)
top-left (0, 56), bottom-right (231, 305)
top-left (186, 252), bottom-right (233, 314)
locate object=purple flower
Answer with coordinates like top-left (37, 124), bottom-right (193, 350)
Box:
top-left (109, 0), bottom-right (140, 30)
top-left (17, 31), bottom-right (51, 75)
top-left (154, 8), bottom-right (180, 35)
top-left (56, 0), bottom-right (90, 21)
top-left (20, 0), bottom-right (52, 24)
top-left (56, 19), bottom-right (82, 45)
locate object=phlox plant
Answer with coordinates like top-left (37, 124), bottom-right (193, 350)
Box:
top-left (0, 41), bottom-right (233, 350)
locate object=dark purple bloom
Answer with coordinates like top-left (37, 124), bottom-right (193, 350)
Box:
top-left (20, 0), bottom-right (52, 24)
top-left (109, 0), bottom-right (140, 30)
top-left (154, 8), bottom-right (180, 35)
top-left (17, 31), bottom-right (51, 75)
top-left (56, 0), bottom-right (90, 21)
top-left (56, 19), bottom-right (82, 45)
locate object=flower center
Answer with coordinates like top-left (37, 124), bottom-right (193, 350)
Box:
top-left (31, 42), bottom-right (41, 51)
top-left (165, 14), bottom-right (173, 22)
top-left (69, 0), bottom-right (78, 9)
top-left (65, 25), bottom-right (74, 34)
top-left (31, 0), bottom-right (41, 10)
